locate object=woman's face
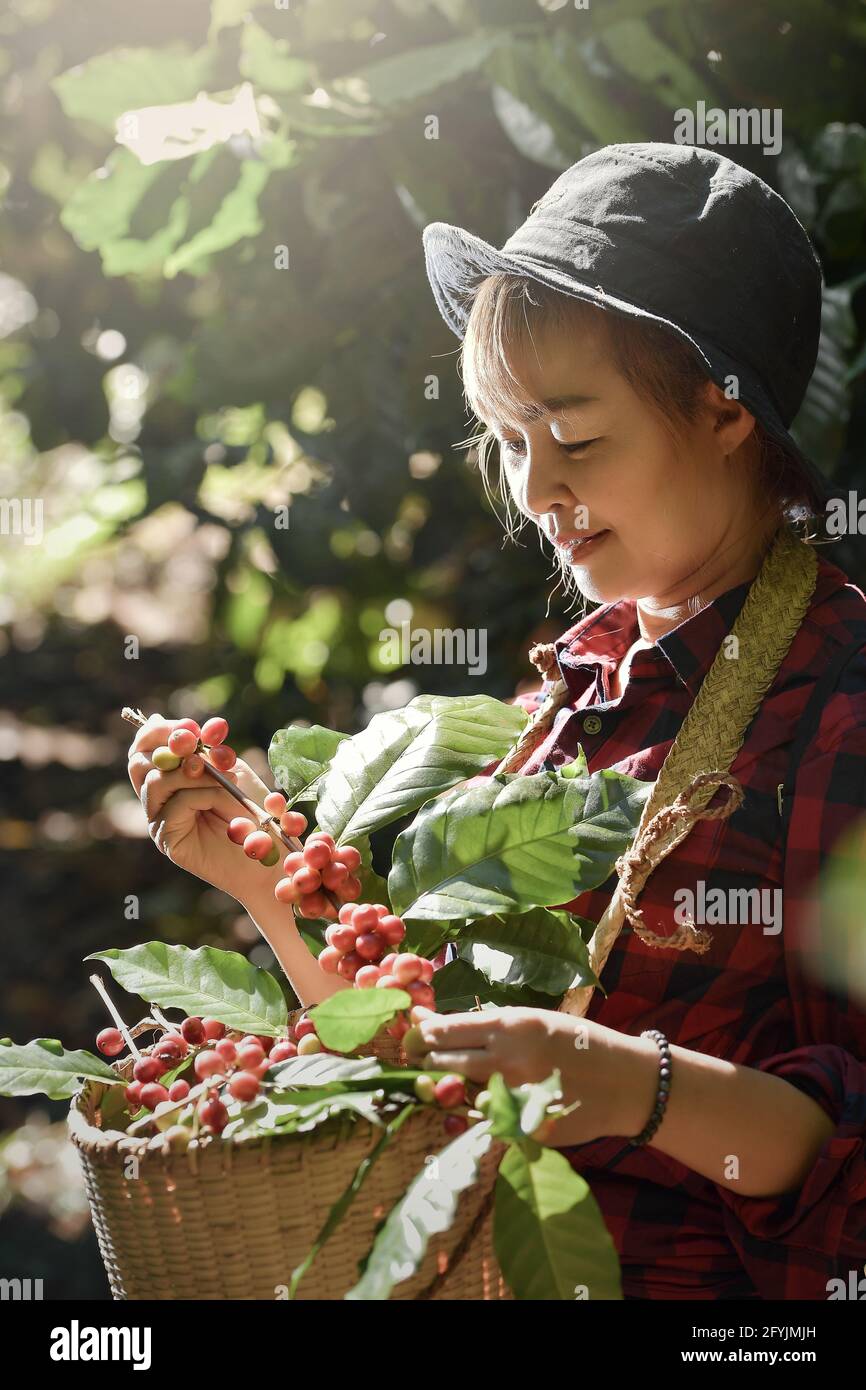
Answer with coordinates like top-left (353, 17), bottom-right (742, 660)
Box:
top-left (484, 316), bottom-right (762, 607)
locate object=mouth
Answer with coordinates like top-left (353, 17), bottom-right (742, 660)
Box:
top-left (553, 528), bottom-right (612, 556)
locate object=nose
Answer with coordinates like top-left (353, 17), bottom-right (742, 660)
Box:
top-left (518, 431), bottom-right (581, 524)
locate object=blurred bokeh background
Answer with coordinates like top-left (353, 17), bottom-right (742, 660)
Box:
top-left (1, 0), bottom-right (865, 1297)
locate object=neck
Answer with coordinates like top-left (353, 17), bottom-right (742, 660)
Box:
top-left (635, 517), bottom-right (782, 645)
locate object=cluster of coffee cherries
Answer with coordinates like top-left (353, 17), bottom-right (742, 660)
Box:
top-left (150, 715), bottom-right (236, 777)
top-left (316, 903), bottom-right (436, 1039)
top-left (228, 794), bottom-right (364, 917)
top-left (96, 1015), bottom-right (324, 1137)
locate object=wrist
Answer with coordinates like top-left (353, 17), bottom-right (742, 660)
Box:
top-left (610, 1031), bottom-right (662, 1138)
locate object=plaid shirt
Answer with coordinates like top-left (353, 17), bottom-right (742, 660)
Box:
top-left (501, 546), bottom-right (866, 1300)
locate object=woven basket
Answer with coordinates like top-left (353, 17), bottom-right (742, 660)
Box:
top-left (68, 1015), bottom-right (511, 1301)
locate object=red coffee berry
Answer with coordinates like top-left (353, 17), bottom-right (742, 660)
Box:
top-left (201, 716), bottom-right (229, 747)
top-left (154, 1033), bottom-right (188, 1060)
top-left (379, 953), bottom-right (398, 974)
top-left (198, 1097), bottom-right (229, 1132)
top-left (407, 982), bottom-right (436, 1009)
top-left (443, 1114), bottom-right (469, 1137)
top-left (168, 727), bottom-right (198, 758)
top-left (176, 717), bottom-right (202, 737)
top-left (263, 791), bottom-right (287, 815)
top-left (303, 840), bottom-right (332, 871)
top-left (418, 959), bottom-right (434, 984)
top-left (282, 851), bottom-right (305, 874)
top-left (392, 954), bottom-right (424, 986)
top-left (181, 1016), bottom-right (205, 1045)
top-left (333, 846), bottom-right (362, 871)
top-left (236, 1043), bottom-right (265, 1070)
top-left (228, 817), bottom-right (257, 845)
top-left (274, 877), bottom-right (299, 904)
top-left (133, 1056), bottom-right (167, 1084)
top-left (228, 1071), bottom-right (260, 1102)
top-left (338, 903), bottom-right (355, 924)
top-left (298, 891), bottom-right (332, 920)
top-left (351, 904), bottom-right (379, 933)
top-left (294, 1018), bottom-right (317, 1040)
top-left (215, 1039), bottom-right (237, 1066)
top-left (255, 1035), bottom-right (275, 1053)
top-left (168, 1079), bottom-right (190, 1102)
top-left (194, 1050), bottom-right (224, 1081)
top-left (96, 1028), bottom-right (124, 1057)
top-left (379, 916), bottom-right (406, 946)
top-left (209, 744), bottom-right (237, 771)
top-left (243, 830), bottom-right (276, 861)
top-left (320, 861), bottom-right (349, 889)
top-left (376, 974), bottom-right (404, 989)
top-left (387, 1015), bottom-right (410, 1040)
top-left (280, 810), bottom-right (307, 837)
top-left (293, 865), bottom-right (321, 894)
top-left (372, 904), bottom-right (389, 917)
top-left (318, 946), bottom-right (343, 974)
top-left (434, 1074), bottom-right (466, 1109)
top-left (269, 1041), bottom-right (297, 1063)
top-left (140, 1082), bottom-right (170, 1110)
top-left (355, 933), bottom-right (384, 963)
top-left (354, 965), bottom-right (382, 988)
top-left (326, 923), bottom-right (356, 952)
top-left (337, 875), bottom-right (362, 902)
top-left (337, 951), bottom-right (362, 981)
top-left (125, 1081), bottom-right (143, 1107)
top-left (202, 1018), bottom-right (226, 1040)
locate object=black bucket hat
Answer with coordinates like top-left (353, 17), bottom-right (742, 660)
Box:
top-left (422, 141), bottom-right (831, 507)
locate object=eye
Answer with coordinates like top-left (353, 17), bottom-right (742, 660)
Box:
top-left (499, 437), bottom-right (599, 461)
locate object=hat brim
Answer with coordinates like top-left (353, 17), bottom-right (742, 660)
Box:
top-left (423, 220), bottom-right (833, 509)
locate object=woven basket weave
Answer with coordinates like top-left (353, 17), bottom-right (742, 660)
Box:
top-left (68, 1016), bottom-right (510, 1301)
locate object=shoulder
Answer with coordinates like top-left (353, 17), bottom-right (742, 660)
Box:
top-left (791, 553), bottom-right (866, 751)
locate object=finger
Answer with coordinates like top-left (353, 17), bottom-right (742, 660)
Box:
top-left (149, 786), bottom-right (242, 859)
top-left (141, 765), bottom-right (241, 830)
top-left (423, 1051), bottom-right (494, 1085)
top-left (417, 1012), bottom-right (496, 1049)
top-left (128, 712), bottom-right (174, 760)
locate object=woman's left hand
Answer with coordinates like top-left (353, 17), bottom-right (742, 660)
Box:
top-left (413, 1005), bottom-right (658, 1147)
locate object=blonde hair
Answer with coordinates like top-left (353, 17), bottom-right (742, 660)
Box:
top-left (455, 272), bottom-right (819, 614)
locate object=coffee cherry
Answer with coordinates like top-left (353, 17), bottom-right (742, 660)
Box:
top-left (379, 916), bottom-right (406, 946)
top-left (269, 1041), bottom-right (298, 1063)
top-left (243, 830), bottom-right (276, 861)
top-left (176, 718), bottom-right (202, 737)
top-left (325, 924), bottom-right (356, 953)
top-left (202, 1018), bottom-right (226, 1040)
top-left (168, 727), bottom-right (199, 758)
top-left (318, 946), bottom-right (343, 974)
top-left (215, 1039), bottom-right (237, 1066)
top-left (338, 903), bottom-right (356, 925)
top-left (198, 1097), bottom-right (229, 1133)
top-left (297, 1034), bottom-right (323, 1056)
top-left (294, 1017), bottom-right (317, 1040)
top-left (194, 1050), bottom-right (224, 1081)
top-left (280, 810), bottom-right (308, 837)
top-left (133, 1056), bottom-right (167, 1084)
top-left (209, 744), bottom-right (237, 771)
top-left (228, 1071), bottom-right (260, 1102)
top-left (181, 1016), bottom-right (205, 1045)
top-left (152, 746), bottom-right (181, 772)
top-left (274, 876), bottom-right (300, 905)
top-left (406, 982), bottom-right (436, 1009)
top-left (168, 1079), bottom-right (190, 1102)
top-left (355, 965), bottom-right (382, 988)
top-left (298, 891), bottom-right (334, 920)
top-left (355, 933), bottom-right (385, 963)
top-left (392, 954), bottom-right (424, 987)
top-left (376, 975), bottom-right (404, 989)
top-left (228, 817), bottom-right (257, 845)
top-left (434, 1075), bottom-right (466, 1109)
top-left (418, 959), bottom-right (435, 984)
top-left (379, 953), bottom-right (398, 974)
top-left (282, 851), bottom-right (305, 874)
top-left (263, 791), bottom-right (287, 815)
top-left (140, 1082), bottom-right (170, 1110)
top-left (154, 1033), bottom-right (188, 1060)
top-left (303, 840), bottom-right (332, 871)
top-left (200, 716), bottom-right (229, 747)
top-left (351, 904), bottom-right (379, 933)
top-left (293, 865), bottom-right (321, 894)
top-left (96, 1027), bottom-right (125, 1057)
top-left (125, 1080), bottom-right (143, 1107)
top-left (164, 1124), bottom-right (191, 1150)
top-left (413, 1073), bottom-right (436, 1103)
top-left (443, 1114), bottom-right (469, 1137)
top-left (338, 875), bottom-right (362, 902)
top-left (321, 861), bottom-right (349, 889)
top-left (333, 846), bottom-right (362, 871)
top-left (387, 1014), bottom-right (410, 1041)
top-left (236, 1043), bottom-right (265, 1070)
top-left (337, 951), bottom-right (362, 981)
top-left (239, 1034), bottom-right (268, 1052)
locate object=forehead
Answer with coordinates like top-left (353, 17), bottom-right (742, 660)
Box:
top-left (472, 318), bottom-right (610, 426)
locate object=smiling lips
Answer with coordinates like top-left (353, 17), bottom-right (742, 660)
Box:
top-left (554, 528), bottom-right (610, 550)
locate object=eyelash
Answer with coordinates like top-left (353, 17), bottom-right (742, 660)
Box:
top-left (499, 437), bottom-right (599, 461)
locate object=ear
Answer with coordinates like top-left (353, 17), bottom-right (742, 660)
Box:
top-left (698, 379), bottom-right (757, 455)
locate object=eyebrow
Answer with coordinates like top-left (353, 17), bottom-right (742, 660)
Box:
top-left (479, 393), bottom-right (599, 426)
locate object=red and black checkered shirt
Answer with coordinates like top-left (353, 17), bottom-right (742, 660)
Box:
top-left (501, 546), bottom-right (866, 1300)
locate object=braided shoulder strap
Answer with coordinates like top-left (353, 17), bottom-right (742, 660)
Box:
top-left (506, 525), bottom-right (819, 1019)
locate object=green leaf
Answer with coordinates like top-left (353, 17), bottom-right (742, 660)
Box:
top-left (534, 33), bottom-right (640, 146)
top-left (210, 0), bottom-right (275, 40)
top-left (288, 1103), bottom-right (417, 1298)
top-left (60, 148), bottom-right (166, 254)
top-left (494, 1143), bottom-right (622, 1300)
top-left (0, 1041), bottom-right (120, 1100)
top-left (431, 959), bottom-right (551, 1013)
top-left (389, 767), bottom-right (652, 922)
top-left (240, 19), bottom-right (310, 93)
top-left (164, 158), bottom-right (280, 279)
top-left (599, 18), bottom-right (717, 110)
top-left (316, 694), bottom-right (528, 845)
top-left (457, 907), bottom-right (599, 995)
top-left (487, 43), bottom-right (573, 170)
top-left (268, 723), bottom-right (349, 805)
top-left (87, 943), bottom-right (288, 1035)
top-left (332, 34), bottom-right (506, 109)
top-left (53, 44), bottom-right (216, 130)
top-left (483, 1071), bottom-right (564, 1142)
top-left (267, 1053), bottom-right (385, 1089)
top-left (309, 988), bottom-right (411, 1053)
top-left (346, 1120), bottom-right (494, 1299)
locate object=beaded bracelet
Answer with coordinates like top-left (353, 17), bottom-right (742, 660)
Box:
top-left (627, 1028), bottom-right (672, 1147)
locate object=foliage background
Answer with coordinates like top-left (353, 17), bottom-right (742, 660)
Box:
top-left (1, 0), bottom-right (865, 1297)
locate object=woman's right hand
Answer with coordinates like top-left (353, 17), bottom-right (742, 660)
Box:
top-left (126, 713), bottom-right (286, 908)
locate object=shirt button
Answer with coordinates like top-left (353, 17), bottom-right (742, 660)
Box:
top-left (582, 713), bottom-right (603, 735)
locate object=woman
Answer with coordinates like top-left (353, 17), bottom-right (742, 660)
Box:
top-left (128, 143), bottom-right (866, 1300)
